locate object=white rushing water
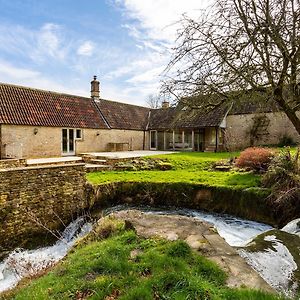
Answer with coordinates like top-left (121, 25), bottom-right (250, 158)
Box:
top-left (125, 206), bottom-right (299, 296)
top-left (141, 207), bottom-right (273, 246)
top-left (282, 218), bottom-right (300, 236)
top-left (239, 235), bottom-right (298, 296)
top-left (1, 206), bottom-right (299, 297)
top-left (0, 217), bottom-right (92, 293)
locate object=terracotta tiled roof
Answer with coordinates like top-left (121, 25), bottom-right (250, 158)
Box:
top-left (148, 104), bottom-right (230, 130)
top-left (0, 83), bottom-right (108, 128)
top-left (96, 99), bottom-right (150, 130)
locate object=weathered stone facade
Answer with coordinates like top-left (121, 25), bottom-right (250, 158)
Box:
top-left (226, 111), bottom-right (300, 150)
top-left (0, 124), bottom-right (147, 159)
top-left (0, 164), bottom-right (87, 255)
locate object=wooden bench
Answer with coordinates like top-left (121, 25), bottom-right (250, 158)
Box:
top-left (107, 142), bottom-right (130, 152)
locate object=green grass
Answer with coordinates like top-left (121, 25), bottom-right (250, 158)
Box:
top-left (87, 152), bottom-right (261, 189)
top-left (3, 220), bottom-right (288, 300)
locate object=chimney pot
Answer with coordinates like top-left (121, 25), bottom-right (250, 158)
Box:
top-left (162, 101), bottom-right (170, 109)
top-left (91, 75), bottom-right (100, 101)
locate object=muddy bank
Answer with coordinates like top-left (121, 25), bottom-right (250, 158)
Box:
top-left (86, 182), bottom-right (286, 226)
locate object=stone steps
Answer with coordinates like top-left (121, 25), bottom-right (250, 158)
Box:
top-left (85, 164), bottom-right (112, 172)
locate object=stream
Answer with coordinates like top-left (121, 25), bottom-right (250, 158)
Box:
top-left (0, 206), bottom-right (299, 297)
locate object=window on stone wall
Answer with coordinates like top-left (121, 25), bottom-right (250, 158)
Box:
top-left (76, 129), bottom-right (82, 140)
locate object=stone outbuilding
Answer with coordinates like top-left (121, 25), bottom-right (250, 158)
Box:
top-left (0, 76), bottom-right (299, 158)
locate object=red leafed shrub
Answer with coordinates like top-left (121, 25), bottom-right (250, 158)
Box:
top-left (235, 147), bottom-right (274, 172)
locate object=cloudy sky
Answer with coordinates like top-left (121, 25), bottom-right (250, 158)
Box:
top-left (0, 0), bottom-right (210, 105)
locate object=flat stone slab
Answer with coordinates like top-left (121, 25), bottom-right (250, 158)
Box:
top-left (109, 210), bottom-right (275, 293)
top-left (80, 150), bottom-right (174, 159)
top-left (27, 156), bottom-right (82, 165)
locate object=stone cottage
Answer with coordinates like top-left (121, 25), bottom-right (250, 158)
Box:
top-left (0, 76), bottom-right (299, 158)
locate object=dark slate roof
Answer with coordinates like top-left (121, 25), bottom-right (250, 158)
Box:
top-left (148, 104), bottom-right (230, 130)
top-left (96, 99), bottom-right (150, 130)
top-left (0, 83), bottom-right (108, 129)
top-left (225, 90), bottom-right (281, 115)
top-left (228, 99), bottom-right (280, 115)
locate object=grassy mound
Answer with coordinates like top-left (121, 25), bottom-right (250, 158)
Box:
top-left (2, 218), bottom-right (288, 300)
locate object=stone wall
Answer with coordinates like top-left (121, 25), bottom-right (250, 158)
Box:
top-left (1, 125), bottom-right (62, 158)
top-left (0, 163), bottom-right (88, 255)
top-left (76, 128), bottom-right (147, 153)
top-left (1, 125), bottom-right (147, 159)
top-left (0, 158), bottom-right (26, 169)
top-left (86, 182), bottom-right (281, 226)
top-left (226, 111), bottom-right (300, 150)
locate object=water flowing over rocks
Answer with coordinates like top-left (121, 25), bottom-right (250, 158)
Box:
top-left (107, 209), bottom-right (274, 293)
top-left (1, 206), bottom-right (300, 297)
top-left (282, 218), bottom-right (300, 236)
top-left (0, 217), bottom-right (92, 293)
top-left (239, 221), bottom-right (300, 297)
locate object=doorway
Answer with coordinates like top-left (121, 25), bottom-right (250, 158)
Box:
top-left (150, 130), bottom-right (157, 150)
top-left (62, 128), bottom-right (75, 155)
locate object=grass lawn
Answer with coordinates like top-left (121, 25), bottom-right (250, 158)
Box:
top-left (4, 220), bottom-right (287, 300)
top-left (87, 152), bottom-right (261, 190)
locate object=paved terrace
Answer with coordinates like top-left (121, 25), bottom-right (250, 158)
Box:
top-left (26, 151), bottom-right (174, 166)
top-left (80, 150), bottom-right (174, 159)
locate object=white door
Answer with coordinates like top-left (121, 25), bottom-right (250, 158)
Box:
top-left (62, 129), bottom-right (75, 155)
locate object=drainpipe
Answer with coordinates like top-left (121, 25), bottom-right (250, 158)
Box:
top-left (215, 126), bottom-right (219, 152)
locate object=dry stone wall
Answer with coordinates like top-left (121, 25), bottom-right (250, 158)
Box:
top-left (0, 159), bottom-right (26, 169)
top-left (0, 163), bottom-right (88, 256)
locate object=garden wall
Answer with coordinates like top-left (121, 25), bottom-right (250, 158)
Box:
top-left (86, 182), bottom-right (283, 227)
top-left (0, 163), bottom-right (88, 257)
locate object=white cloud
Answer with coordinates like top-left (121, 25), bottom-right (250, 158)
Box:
top-left (0, 60), bottom-right (39, 79)
top-left (33, 23), bottom-right (69, 62)
top-left (77, 41), bottom-right (95, 56)
top-left (108, 0), bottom-right (212, 103)
top-left (116, 0), bottom-right (212, 42)
top-left (0, 60), bottom-right (87, 96)
top-left (0, 2), bottom-right (212, 106)
top-left (126, 66), bottom-right (164, 85)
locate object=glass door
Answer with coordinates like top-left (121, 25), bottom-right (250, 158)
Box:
top-left (62, 129), bottom-right (75, 155)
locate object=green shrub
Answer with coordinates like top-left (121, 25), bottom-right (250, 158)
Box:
top-left (263, 148), bottom-right (300, 190)
top-left (278, 135), bottom-right (297, 147)
top-left (262, 148), bottom-right (300, 224)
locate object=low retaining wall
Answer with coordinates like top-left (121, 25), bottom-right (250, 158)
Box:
top-left (0, 158), bottom-right (26, 169)
top-left (0, 164), bottom-right (88, 256)
top-left (86, 182), bottom-right (281, 226)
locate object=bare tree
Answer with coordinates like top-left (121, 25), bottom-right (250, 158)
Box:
top-left (162, 0), bottom-right (300, 134)
top-left (146, 94), bottom-right (163, 109)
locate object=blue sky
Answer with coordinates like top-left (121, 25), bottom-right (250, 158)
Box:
top-left (0, 0), bottom-right (208, 105)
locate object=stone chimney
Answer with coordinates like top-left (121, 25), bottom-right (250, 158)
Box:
top-left (162, 101), bottom-right (170, 109)
top-left (91, 75), bottom-right (100, 101)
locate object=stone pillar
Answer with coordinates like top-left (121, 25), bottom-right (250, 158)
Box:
top-left (172, 130), bottom-right (175, 150)
top-left (191, 130), bottom-right (195, 151)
